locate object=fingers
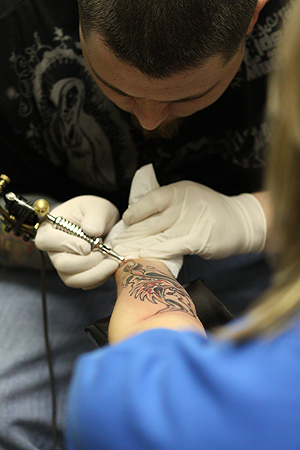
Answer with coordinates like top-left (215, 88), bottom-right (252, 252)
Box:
top-left (57, 258), bottom-right (120, 289)
top-left (80, 198), bottom-right (119, 236)
top-left (111, 214), bottom-right (177, 248)
top-left (113, 234), bottom-right (180, 259)
top-left (122, 185), bottom-right (174, 225)
top-left (114, 229), bottom-right (204, 260)
top-left (49, 251), bottom-right (106, 273)
top-left (138, 235), bottom-right (196, 259)
top-left (48, 195), bottom-right (119, 238)
top-left (35, 221), bottom-right (91, 255)
top-left (35, 195), bottom-right (120, 254)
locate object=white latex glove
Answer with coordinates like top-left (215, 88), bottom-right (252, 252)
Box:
top-left (35, 196), bottom-right (120, 289)
top-left (111, 181), bottom-right (267, 260)
top-left (105, 164), bottom-right (183, 278)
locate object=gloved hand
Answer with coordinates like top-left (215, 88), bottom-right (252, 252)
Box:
top-left (35, 196), bottom-right (120, 289)
top-left (111, 181), bottom-right (267, 260)
top-left (105, 164), bottom-right (183, 278)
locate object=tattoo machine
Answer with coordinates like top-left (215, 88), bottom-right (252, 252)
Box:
top-left (0, 174), bottom-right (124, 262)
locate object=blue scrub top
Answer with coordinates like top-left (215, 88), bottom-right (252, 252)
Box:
top-left (66, 321), bottom-right (300, 450)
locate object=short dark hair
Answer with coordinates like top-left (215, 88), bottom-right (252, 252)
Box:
top-left (78, 0), bottom-right (257, 78)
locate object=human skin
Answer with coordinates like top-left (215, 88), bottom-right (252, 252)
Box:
top-left (0, 2), bottom-right (269, 268)
top-left (79, 0), bottom-right (268, 131)
top-left (80, 18), bottom-right (272, 245)
top-left (80, 28), bottom-right (246, 131)
top-left (78, 0), bottom-right (271, 234)
top-left (109, 259), bottom-right (206, 344)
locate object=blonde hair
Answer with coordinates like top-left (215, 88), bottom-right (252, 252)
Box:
top-left (219, 0), bottom-right (300, 342)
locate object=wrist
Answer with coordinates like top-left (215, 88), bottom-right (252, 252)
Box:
top-left (115, 258), bottom-right (169, 286)
top-left (110, 259), bottom-right (204, 343)
top-left (232, 193), bottom-right (267, 254)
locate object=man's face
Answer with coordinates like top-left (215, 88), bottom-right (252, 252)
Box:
top-left (80, 29), bottom-right (245, 133)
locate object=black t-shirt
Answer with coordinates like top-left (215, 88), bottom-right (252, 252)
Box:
top-left (0, 0), bottom-right (291, 212)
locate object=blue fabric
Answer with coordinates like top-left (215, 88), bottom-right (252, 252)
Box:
top-left (66, 323), bottom-right (300, 450)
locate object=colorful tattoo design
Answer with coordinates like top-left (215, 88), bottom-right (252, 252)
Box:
top-left (121, 261), bottom-right (197, 318)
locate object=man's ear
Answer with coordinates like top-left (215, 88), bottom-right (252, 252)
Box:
top-left (246, 0), bottom-right (270, 35)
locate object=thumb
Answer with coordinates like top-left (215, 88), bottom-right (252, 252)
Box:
top-left (80, 199), bottom-right (119, 236)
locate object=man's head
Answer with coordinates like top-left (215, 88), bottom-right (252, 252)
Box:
top-left (78, 0), bottom-right (268, 132)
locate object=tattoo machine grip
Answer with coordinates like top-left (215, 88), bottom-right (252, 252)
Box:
top-left (33, 198), bottom-right (124, 261)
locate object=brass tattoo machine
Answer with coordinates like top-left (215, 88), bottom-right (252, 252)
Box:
top-left (0, 174), bottom-right (124, 262)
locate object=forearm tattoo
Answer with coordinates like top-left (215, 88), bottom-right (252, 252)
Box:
top-left (121, 261), bottom-right (197, 318)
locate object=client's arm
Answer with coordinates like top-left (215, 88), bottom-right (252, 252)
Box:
top-left (109, 259), bottom-right (206, 344)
